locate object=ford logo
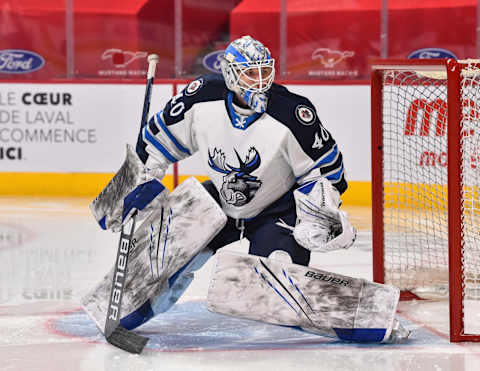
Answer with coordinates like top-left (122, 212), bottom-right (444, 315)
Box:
top-left (202, 50), bottom-right (224, 73)
top-left (408, 48), bottom-right (457, 59)
top-left (0, 49), bottom-right (45, 74)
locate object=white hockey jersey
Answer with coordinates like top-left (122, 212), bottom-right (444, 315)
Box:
top-left (136, 74), bottom-right (347, 219)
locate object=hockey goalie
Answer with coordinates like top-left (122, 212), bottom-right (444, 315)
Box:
top-left (82, 35), bottom-right (410, 349)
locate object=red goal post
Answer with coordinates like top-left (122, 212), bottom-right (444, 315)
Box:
top-left (371, 59), bottom-right (480, 342)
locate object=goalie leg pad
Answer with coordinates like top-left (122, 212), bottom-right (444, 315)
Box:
top-left (82, 177), bottom-right (227, 332)
top-left (207, 251), bottom-right (400, 343)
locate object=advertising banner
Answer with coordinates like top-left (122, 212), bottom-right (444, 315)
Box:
top-left (0, 82), bottom-right (173, 172)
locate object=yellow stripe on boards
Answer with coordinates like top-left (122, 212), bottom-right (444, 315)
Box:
top-left (341, 181), bottom-right (371, 207)
top-left (0, 173), bottom-right (172, 196)
top-left (0, 172), bottom-right (372, 206)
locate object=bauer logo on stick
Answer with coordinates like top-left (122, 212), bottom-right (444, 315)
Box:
top-left (108, 235), bottom-right (132, 321)
top-left (295, 105), bottom-right (316, 126)
top-left (185, 78), bottom-right (204, 96)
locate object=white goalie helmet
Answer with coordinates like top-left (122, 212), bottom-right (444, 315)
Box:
top-left (220, 35), bottom-right (275, 113)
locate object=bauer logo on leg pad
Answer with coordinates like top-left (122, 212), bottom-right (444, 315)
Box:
top-left (304, 271), bottom-right (350, 286)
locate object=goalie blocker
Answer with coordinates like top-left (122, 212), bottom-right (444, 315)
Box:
top-left (208, 251), bottom-right (409, 343)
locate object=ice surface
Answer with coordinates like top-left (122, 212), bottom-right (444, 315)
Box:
top-left (1, 197), bottom-right (480, 371)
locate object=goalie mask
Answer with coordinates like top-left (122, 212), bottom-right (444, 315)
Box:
top-left (220, 35), bottom-right (275, 113)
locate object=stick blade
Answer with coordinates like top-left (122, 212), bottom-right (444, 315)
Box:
top-left (106, 325), bottom-right (149, 354)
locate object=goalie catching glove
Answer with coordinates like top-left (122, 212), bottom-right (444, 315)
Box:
top-left (292, 178), bottom-right (356, 252)
top-left (90, 144), bottom-right (168, 232)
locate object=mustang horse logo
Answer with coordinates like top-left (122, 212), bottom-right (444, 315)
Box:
top-left (312, 48), bottom-right (354, 68)
top-left (208, 147), bottom-right (262, 206)
top-left (102, 49), bottom-right (148, 68)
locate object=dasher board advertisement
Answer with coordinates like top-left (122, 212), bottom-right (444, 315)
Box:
top-left (0, 82), bottom-right (172, 172)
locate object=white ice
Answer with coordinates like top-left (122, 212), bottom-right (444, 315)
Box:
top-left (1, 197), bottom-right (480, 371)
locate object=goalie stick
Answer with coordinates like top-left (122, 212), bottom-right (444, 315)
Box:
top-left (104, 53), bottom-right (159, 354)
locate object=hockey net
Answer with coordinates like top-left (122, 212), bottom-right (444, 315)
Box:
top-left (371, 59), bottom-right (480, 342)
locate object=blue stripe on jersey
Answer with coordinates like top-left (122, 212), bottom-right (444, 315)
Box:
top-left (155, 112), bottom-right (191, 155)
top-left (295, 145), bottom-right (339, 182)
top-left (325, 164), bottom-right (344, 181)
top-left (143, 126), bottom-right (178, 163)
top-left (312, 145), bottom-right (338, 170)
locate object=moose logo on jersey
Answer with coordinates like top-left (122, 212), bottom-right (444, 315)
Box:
top-left (208, 147), bottom-right (262, 206)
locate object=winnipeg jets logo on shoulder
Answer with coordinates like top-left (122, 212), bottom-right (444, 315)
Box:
top-left (208, 147), bottom-right (262, 207)
top-left (185, 78), bottom-right (204, 96)
top-left (295, 105), bottom-right (316, 126)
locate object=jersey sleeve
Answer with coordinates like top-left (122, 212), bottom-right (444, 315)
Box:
top-left (268, 86), bottom-right (348, 194)
top-left (136, 75), bottom-right (224, 167)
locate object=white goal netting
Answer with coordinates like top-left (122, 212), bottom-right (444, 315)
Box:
top-left (381, 68), bottom-right (450, 294)
top-left (379, 62), bottom-right (480, 315)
